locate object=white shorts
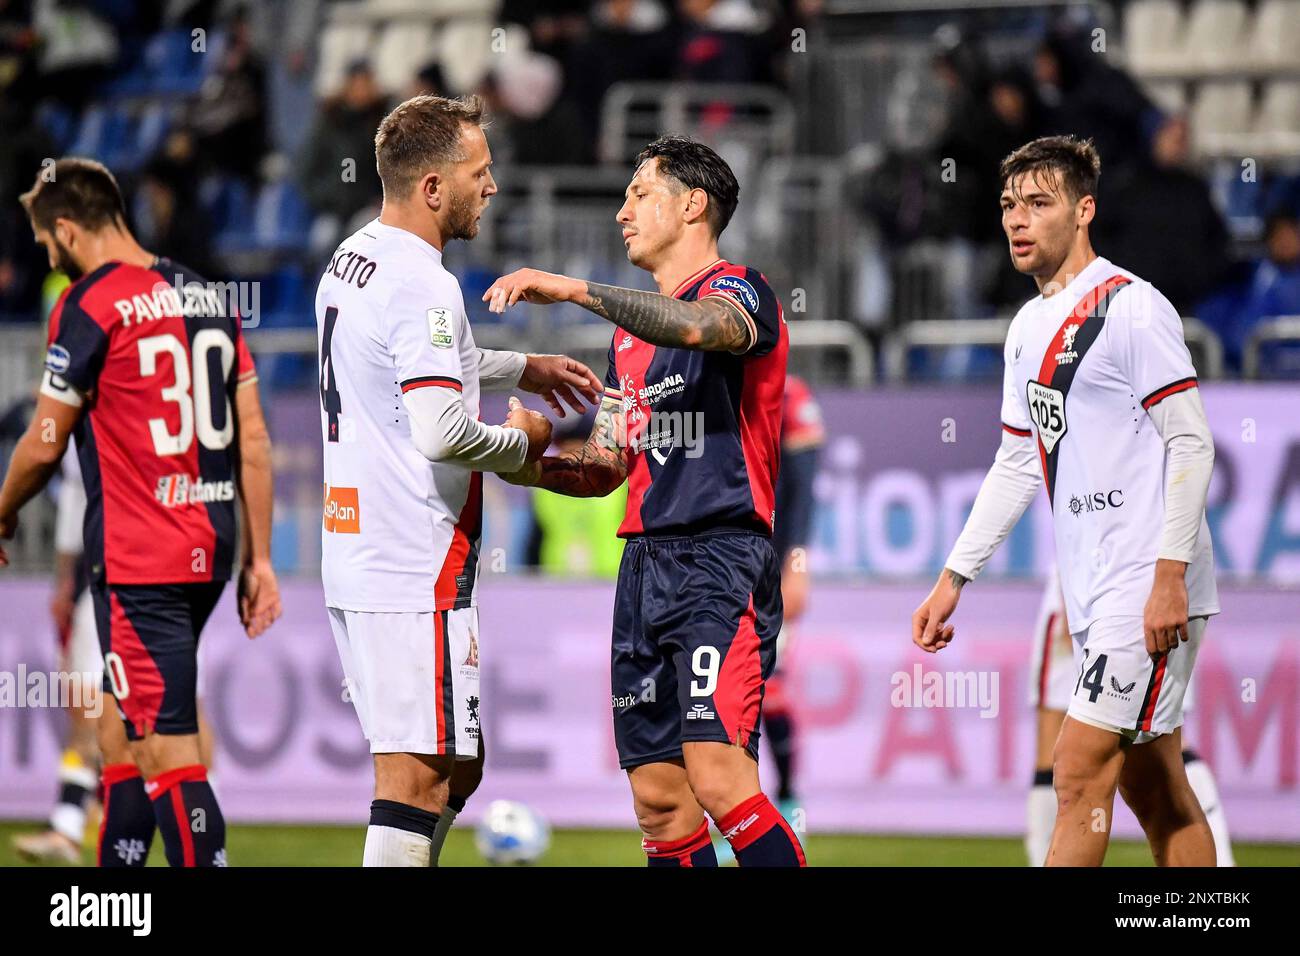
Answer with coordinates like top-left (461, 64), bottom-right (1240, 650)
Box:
top-left (1028, 577), bottom-right (1074, 712)
top-left (64, 590), bottom-right (103, 681)
top-left (328, 605), bottom-right (482, 758)
top-left (1067, 615), bottom-right (1206, 744)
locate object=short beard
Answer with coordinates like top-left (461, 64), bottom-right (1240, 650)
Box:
top-left (446, 190), bottom-right (480, 242)
top-left (54, 238), bottom-right (83, 281)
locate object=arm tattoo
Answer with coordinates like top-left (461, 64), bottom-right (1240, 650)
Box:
top-left (581, 282), bottom-right (751, 352)
top-left (946, 568), bottom-right (970, 591)
top-left (535, 396), bottom-right (629, 498)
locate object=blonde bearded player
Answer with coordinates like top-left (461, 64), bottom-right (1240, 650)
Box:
top-left (1025, 565), bottom-right (1234, 866)
top-left (913, 135), bottom-right (1219, 866)
top-left (316, 94), bottom-right (601, 866)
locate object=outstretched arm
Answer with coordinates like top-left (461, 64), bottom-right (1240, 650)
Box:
top-left (483, 268), bottom-right (752, 353)
top-left (501, 393), bottom-right (628, 497)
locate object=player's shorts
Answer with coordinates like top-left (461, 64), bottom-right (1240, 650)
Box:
top-left (90, 581), bottom-right (225, 740)
top-left (1067, 615), bottom-right (1206, 744)
top-left (611, 529), bottom-right (783, 770)
top-left (329, 605), bottom-right (481, 758)
top-left (1028, 588), bottom-right (1074, 712)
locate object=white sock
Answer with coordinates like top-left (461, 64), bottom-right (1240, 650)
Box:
top-left (429, 805), bottom-right (459, 867)
top-left (50, 761), bottom-right (97, 843)
top-left (363, 825), bottom-right (432, 867)
top-left (1185, 756), bottom-right (1234, 867)
top-left (1025, 780), bottom-right (1057, 867)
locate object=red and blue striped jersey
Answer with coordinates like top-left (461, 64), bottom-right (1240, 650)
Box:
top-left (41, 259), bottom-right (257, 585)
top-left (604, 259), bottom-right (788, 537)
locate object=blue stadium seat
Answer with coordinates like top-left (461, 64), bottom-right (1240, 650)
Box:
top-left (144, 29), bottom-right (206, 95)
top-left (251, 182), bottom-right (313, 251)
top-left (36, 103), bottom-right (77, 151)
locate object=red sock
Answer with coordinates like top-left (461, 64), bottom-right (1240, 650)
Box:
top-left (98, 763), bottom-right (154, 867)
top-left (642, 820), bottom-right (718, 867)
top-left (146, 765), bottom-right (227, 867)
top-left (715, 793), bottom-right (806, 867)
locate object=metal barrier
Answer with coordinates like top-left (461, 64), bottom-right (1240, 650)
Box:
top-left (1244, 315), bottom-right (1300, 379)
top-left (883, 318), bottom-right (1010, 382)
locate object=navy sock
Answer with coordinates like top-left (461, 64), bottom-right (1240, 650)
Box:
top-left (370, 799), bottom-right (440, 839)
top-left (98, 764), bottom-right (154, 867)
top-left (717, 793), bottom-right (806, 867)
top-left (148, 765), bottom-right (227, 867)
top-left (1032, 767), bottom-right (1053, 786)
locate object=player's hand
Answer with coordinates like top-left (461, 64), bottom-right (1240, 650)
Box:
top-left (0, 511), bottom-right (17, 568)
top-left (483, 269), bottom-right (585, 313)
top-left (238, 560), bottom-right (282, 639)
top-left (1143, 559), bottom-right (1189, 657)
top-left (781, 552), bottom-right (810, 622)
top-left (912, 570), bottom-right (962, 653)
top-left (505, 396), bottom-right (553, 462)
top-left (518, 353), bottom-right (602, 417)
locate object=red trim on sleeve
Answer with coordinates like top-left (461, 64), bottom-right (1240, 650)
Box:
top-left (401, 375), bottom-right (462, 393)
top-left (1002, 422), bottom-right (1033, 437)
top-left (1141, 377), bottom-right (1197, 410)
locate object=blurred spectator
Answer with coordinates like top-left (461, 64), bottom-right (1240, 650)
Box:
top-left (297, 58), bottom-right (386, 227)
top-left (1033, 18), bottom-right (1160, 178)
top-left (136, 130), bottom-right (218, 279)
top-left (1199, 213), bottom-right (1300, 372)
top-left (676, 0), bottom-right (766, 84)
top-left (31, 0), bottom-right (118, 110)
top-left (482, 52), bottom-right (591, 166)
top-left (567, 0), bottom-right (672, 140)
top-left (405, 60), bottom-right (446, 101)
top-left (189, 8), bottom-right (269, 183)
top-left (1093, 115), bottom-right (1229, 316)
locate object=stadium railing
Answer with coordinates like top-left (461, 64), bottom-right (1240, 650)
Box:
top-left (1243, 314), bottom-right (1300, 378)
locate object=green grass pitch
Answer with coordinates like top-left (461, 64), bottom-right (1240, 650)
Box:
top-left (2, 821), bottom-right (1297, 867)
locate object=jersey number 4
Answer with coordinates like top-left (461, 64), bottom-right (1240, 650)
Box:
top-left (320, 306), bottom-right (342, 442)
top-left (138, 330), bottom-right (234, 456)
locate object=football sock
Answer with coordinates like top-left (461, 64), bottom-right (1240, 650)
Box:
top-left (51, 750), bottom-right (97, 844)
top-left (643, 820), bottom-right (717, 867)
top-left (98, 763), bottom-right (154, 867)
top-left (428, 793), bottom-right (466, 867)
top-left (764, 711), bottom-right (796, 801)
top-left (715, 793), bottom-right (806, 867)
top-left (147, 765), bottom-right (226, 867)
top-left (1026, 768), bottom-right (1056, 867)
top-left (364, 799), bottom-right (439, 867)
top-left (1183, 750), bottom-right (1234, 867)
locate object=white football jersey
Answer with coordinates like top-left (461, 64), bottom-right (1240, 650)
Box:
top-left (1001, 255), bottom-right (1219, 633)
top-left (316, 219), bottom-right (483, 613)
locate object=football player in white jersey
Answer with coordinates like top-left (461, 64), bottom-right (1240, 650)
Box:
top-left (315, 94), bottom-right (601, 866)
top-left (1024, 566), bottom-right (1234, 866)
top-left (913, 135), bottom-right (1219, 866)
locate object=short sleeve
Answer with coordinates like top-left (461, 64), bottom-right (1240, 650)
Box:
top-left (699, 266), bottom-right (783, 357)
top-left (385, 276), bottom-right (465, 395)
top-left (1000, 317), bottom-right (1033, 437)
top-left (234, 322), bottom-right (258, 389)
top-left (604, 334), bottom-right (622, 400)
top-left (40, 293), bottom-right (108, 408)
top-left (1107, 283), bottom-right (1199, 412)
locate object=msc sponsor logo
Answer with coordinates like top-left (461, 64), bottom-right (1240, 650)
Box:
top-left (322, 484), bottom-right (360, 533)
top-left (45, 344), bottom-right (71, 375)
top-left (1068, 489), bottom-right (1124, 517)
top-left (708, 274), bottom-right (759, 312)
top-left (154, 474), bottom-right (234, 508)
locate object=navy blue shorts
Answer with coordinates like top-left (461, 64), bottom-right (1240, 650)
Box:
top-left (611, 529), bottom-right (783, 770)
top-left (90, 581), bottom-right (224, 741)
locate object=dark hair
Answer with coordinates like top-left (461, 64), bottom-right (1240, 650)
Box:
top-left (635, 135), bottom-right (740, 237)
top-left (999, 135), bottom-right (1101, 203)
top-left (375, 94), bottom-right (486, 199)
top-left (19, 157), bottom-right (128, 233)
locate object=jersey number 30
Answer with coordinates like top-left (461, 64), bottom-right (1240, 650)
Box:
top-left (138, 330), bottom-right (235, 455)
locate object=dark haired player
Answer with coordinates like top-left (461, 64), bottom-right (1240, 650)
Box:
top-left (912, 136), bottom-right (1219, 866)
top-left (485, 135), bottom-right (804, 866)
top-left (0, 157), bottom-right (281, 867)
